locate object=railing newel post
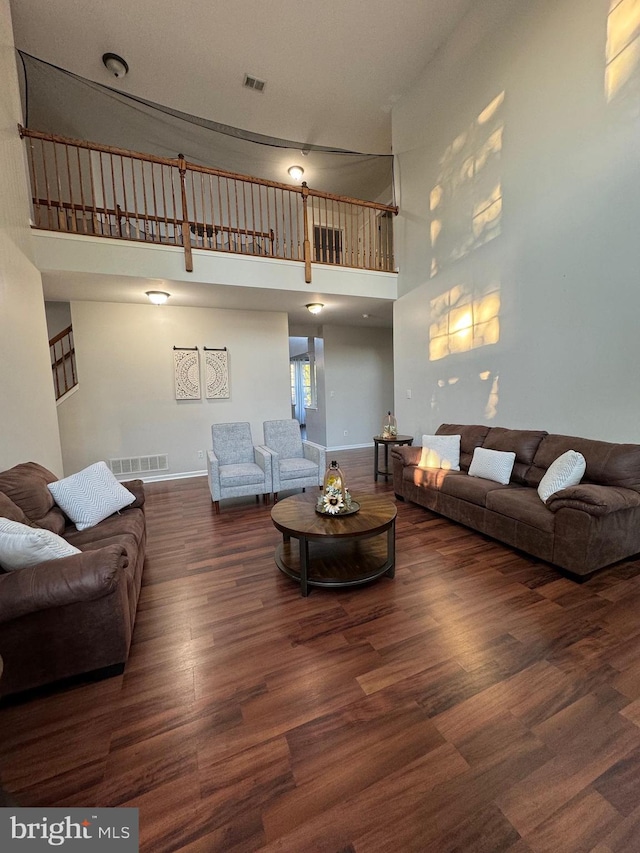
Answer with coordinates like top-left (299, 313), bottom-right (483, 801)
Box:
top-left (178, 153), bottom-right (194, 272)
top-left (301, 181), bottom-right (312, 284)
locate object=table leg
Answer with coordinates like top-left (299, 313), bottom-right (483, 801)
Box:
top-left (374, 441), bottom-right (379, 482)
top-left (385, 519), bottom-right (396, 578)
top-left (299, 535), bottom-right (309, 597)
top-left (383, 442), bottom-right (390, 481)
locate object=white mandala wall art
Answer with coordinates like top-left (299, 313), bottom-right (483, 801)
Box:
top-left (205, 349), bottom-right (230, 399)
top-left (174, 348), bottom-right (201, 400)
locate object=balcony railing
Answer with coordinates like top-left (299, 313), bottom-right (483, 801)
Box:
top-left (20, 127), bottom-right (398, 282)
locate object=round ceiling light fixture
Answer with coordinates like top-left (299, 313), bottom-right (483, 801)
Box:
top-left (306, 302), bottom-right (324, 314)
top-left (288, 165), bottom-right (304, 181)
top-left (102, 53), bottom-right (129, 78)
top-left (146, 290), bottom-right (170, 305)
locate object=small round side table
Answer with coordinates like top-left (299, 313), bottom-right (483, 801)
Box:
top-left (373, 434), bottom-right (414, 482)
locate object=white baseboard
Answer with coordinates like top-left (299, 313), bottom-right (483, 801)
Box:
top-left (121, 469), bottom-right (208, 483)
top-left (122, 445), bottom-right (372, 483)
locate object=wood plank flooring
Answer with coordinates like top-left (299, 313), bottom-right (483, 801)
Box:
top-left (3, 448), bottom-right (640, 851)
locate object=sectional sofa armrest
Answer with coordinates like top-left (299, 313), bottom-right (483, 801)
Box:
top-left (391, 445), bottom-right (422, 467)
top-left (122, 478), bottom-right (145, 508)
top-left (545, 484), bottom-right (640, 516)
top-left (0, 544), bottom-right (127, 623)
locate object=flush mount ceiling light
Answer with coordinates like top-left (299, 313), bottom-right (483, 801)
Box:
top-left (288, 165), bottom-right (304, 181)
top-left (102, 52), bottom-right (129, 78)
top-left (146, 290), bottom-right (170, 305)
top-left (306, 302), bottom-right (324, 314)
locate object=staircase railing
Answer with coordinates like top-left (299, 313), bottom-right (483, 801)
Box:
top-left (20, 126), bottom-right (397, 282)
top-left (49, 324), bottom-right (77, 401)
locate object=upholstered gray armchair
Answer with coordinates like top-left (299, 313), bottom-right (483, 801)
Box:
top-left (262, 419), bottom-right (326, 500)
top-left (207, 422), bottom-right (272, 513)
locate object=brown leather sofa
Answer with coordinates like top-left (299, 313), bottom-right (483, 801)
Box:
top-left (392, 424), bottom-right (640, 579)
top-left (0, 462), bottom-right (146, 698)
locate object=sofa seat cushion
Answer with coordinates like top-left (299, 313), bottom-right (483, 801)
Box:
top-left (403, 466), bottom-right (455, 491)
top-left (439, 471), bottom-right (516, 507)
top-left (219, 462), bottom-right (266, 488)
top-left (65, 508), bottom-right (146, 550)
top-left (486, 488), bottom-right (556, 533)
top-left (278, 458), bottom-right (319, 481)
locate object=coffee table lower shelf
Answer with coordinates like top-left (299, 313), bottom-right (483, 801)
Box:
top-left (275, 533), bottom-right (395, 596)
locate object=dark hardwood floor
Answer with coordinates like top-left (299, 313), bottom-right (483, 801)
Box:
top-left (3, 448), bottom-right (640, 851)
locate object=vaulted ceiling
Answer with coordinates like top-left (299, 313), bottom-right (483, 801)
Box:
top-left (11, 0), bottom-right (475, 153)
top-left (10, 0), bottom-right (476, 326)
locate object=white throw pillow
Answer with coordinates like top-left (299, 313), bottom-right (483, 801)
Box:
top-left (0, 517), bottom-right (80, 571)
top-left (48, 461), bottom-right (135, 531)
top-left (420, 434), bottom-right (461, 470)
top-left (468, 447), bottom-right (516, 485)
top-left (537, 450), bottom-right (586, 503)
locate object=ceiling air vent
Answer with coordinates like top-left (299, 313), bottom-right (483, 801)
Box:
top-left (243, 73), bottom-right (266, 93)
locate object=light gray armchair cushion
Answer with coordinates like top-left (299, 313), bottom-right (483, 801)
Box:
top-left (207, 422), bottom-right (272, 506)
top-left (262, 419), bottom-right (326, 493)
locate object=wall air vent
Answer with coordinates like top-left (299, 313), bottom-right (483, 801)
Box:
top-left (108, 454), bottom-right (169, 477)
top-left (243, 74), bottom-right (266, 92)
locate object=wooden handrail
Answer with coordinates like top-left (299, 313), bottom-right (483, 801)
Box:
top-left (49, 324), bottom-right (77, 400)
top-left (49, 324), bottom-right (73, 347)
top-left (21, 125), bottom-right (398, 278)
top-left (20, 125), bottom-right (398, 215)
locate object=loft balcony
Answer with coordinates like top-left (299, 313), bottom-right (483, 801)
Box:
top-left (20, 127), bottom-right (398, 292)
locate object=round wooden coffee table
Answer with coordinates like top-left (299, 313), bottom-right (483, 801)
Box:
top-left (270, 492), bottom-right (397, 596)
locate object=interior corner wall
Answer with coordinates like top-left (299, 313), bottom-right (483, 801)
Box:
top-left (56, 302), bottom-right (291, 477)
top-left (322, 325), bottom-right (394, 449)
top-left (392, 0), bottom-right (640, 443)
top-left (45, 301), bottom-right (72, 339)
top-left (0, 0), bottom-right (63, 473)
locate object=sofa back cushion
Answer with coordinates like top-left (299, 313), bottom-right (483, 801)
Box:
top-left (0, 462), bottom-right (58, 524)
top-left (482, 427), bottom-right (548, 485)
top-left (0, 493), bottom-right (32, 526)
top-left (436, 424), bottom-right (491, 472)
top-left (528, 434), bottom-right (640, 490)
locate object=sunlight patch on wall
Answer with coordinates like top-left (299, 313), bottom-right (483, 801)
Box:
top-left (484, 372), bottom-right (500, 420)
top-left (430, 368), bottom-right (500, 421)
top-left (429, 282), bottom-right (500, 361)
top-left (430, 92), bottom-right (505, 278)
top-left (606, 0), bottom-right (640, 102)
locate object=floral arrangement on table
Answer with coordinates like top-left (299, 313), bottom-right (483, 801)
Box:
top-left (316, 460), bottom-right (358, 515)
top-left (317, 483), bottom-right (355, 515)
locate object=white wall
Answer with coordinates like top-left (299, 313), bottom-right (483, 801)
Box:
top-left (45, 301), bottom-right (72, 339)
top-left (57, 302), bottom-right (291, 476)
top-left (323, 326), bottom-right (394, 449)
top-left (0, 0), bottom-right (62, 473)
top-left (392, 0), bottom-right (640, 444)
